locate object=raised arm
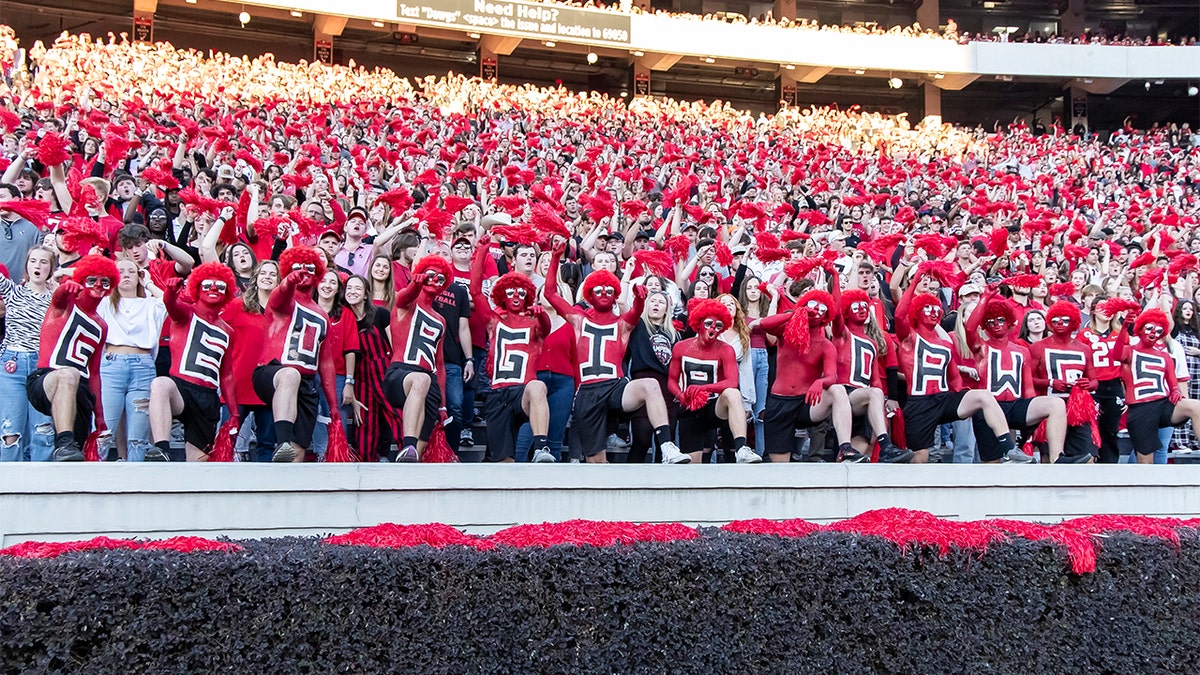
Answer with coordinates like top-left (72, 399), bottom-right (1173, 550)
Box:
top-left (267, 270), bottom-right (303, 316)
top-left (160, 277), bottom-right (194, 324)
top-left (544, 242), bottom-right (581, 318)
top-left (964, 291), bottom-right (994, 356)
top-left (894, 271), bottom-right (922, 342)
top-left (469, 241), bottom-right (496, 325)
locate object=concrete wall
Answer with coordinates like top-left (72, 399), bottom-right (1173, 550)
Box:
top-left (3, 464), bottom-right (1200, 545)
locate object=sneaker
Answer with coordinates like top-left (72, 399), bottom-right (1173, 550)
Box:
top-left (396, 445), bottom-right (419, 463)
top-left (1054, 452), bottom-right (1094, 464)
top-left (271, 442), bottom-right (296, 463)
top-left (660, 441), bottom-right (691, 464)
top-left (838, 447), bottom-right (870, 463)
top-left (606, 433), bottom-right (631, 450)
top-left (1001, 448), bottom-right (1035, 464)
top-left (52, 441), bottom-right (84, 462)
top-left (532, 448), bottom-right (558, 463)
top-left (144, 447), bottom-right (170, 462)
top-left (734, 446), bottom-right (762, 464)
top-left (460, 429), bottom-right (475, 447)
top-left (878, 441), bottom-right (914, 464)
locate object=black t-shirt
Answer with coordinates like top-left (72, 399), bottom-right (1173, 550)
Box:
top-left (627, 320), bottom-right (677, 377)
top-left (432, 282), bottom-right (471, 366)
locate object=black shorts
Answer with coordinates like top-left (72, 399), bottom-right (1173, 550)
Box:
top-left (973, 398), bottom-right (1032, 462)
top-left (902, 391), bottom-right (968, 452)
top-left (569, 379), bottom-right (629, 458)
top-left (252, 361), bottom-right (319, 450)
top-left (678, 396), bottom-right (728, 454)
top-left (383, 363), bottom-right (441, 440)
top-left (763, 393), bottom-right (819, 455)
top-left (485, 384), bottom-right (528, 462)
top-left (26, 367), bottom-right (94, 443)
top-left (173, 377), bottom-right (221, 450)
top-left (1127, 398), bottom-right (1177, 456)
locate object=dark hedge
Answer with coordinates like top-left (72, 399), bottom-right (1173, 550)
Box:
top-left (2, 531), bottom-right (1199, 673)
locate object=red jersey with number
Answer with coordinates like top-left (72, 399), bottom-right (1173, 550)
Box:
top-left (258, 299), bottom-right (329, 376)
top-left (37, 305), bottom-right (106, 376)
top-left (1123, 345), bottom-right (1173, 404)
top-left (1030, 338), bottom-right (1092, 397)
top-left (168, 313), bottom-right (233, 391)
top-left (391, 304), bottom-right (445, 373)
top-left (1079, 327), bottom-right (1122, 381)
top-left (899, 334), bottom-right (956, 396)
top-left (836, 331), bottom-right (883, 390)
top-left (576, 317), bottom-right (627, 385)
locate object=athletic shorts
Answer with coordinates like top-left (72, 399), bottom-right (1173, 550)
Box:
top-left (677, 396), bottom-right (727, 454)
top-left (569, 379), bottom-right (629, 458)
top-left (26, 367), bottom-right (94, 444)
top-left (973, 397), bottom-right (1032, 462)
top-left (1127, 398), bottom-right (1177, 456)
top-left (383, 363), bottom-right (441, 440)
top-left (902, 391), bottom-right (968, 452)
top-left (763, 393), bottom-right (818, 455)
top-left (485, 384), bottom-right (528, 462)
top-left (173, 376), bottom-right (221, 450)
top-left (252, 361), bottom-right (319, 450)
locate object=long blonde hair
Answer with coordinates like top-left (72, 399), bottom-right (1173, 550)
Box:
top-left (640, 290), bottom-right (676, 341)
top-left (717, 293), bottom-right (750, 354)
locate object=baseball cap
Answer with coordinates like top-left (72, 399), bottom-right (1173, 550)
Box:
top-left (958, 283), bottom-right (983, 298)
top-left (216, 164), bottom-right (236, 181)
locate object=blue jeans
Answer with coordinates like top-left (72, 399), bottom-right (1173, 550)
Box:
top-left (444, 363), bottom-right (465, 451)
top-left (0, 350), bottom-right (53, 461)
top-left (515, 371), bottom-right (575, 461)
top-left (310, 374), bottom-right (349, 461)
top-left (951, 417), bottom-right (979, 463)
top-left (100, 353), bottom-right (156, 461)
top-left (234, 405), bottom-right (276, 462)
top-left (750, 347), bottom-right (769, 453)
top-left (461, 349), bottom-right (488, 430)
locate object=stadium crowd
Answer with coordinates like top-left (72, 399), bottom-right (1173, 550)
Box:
top-left (0, 28), bottom-right (1199, 465)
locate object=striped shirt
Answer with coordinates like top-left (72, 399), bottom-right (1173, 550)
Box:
top-left (0, 274), bottom-right (52, 353)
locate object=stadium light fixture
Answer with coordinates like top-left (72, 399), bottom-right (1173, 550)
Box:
top-left (703, 57), bottom-right (715, 63)
top-left (888, 77), bottom-right (903, 89)
top-left (185, 0), bottom-right (196, 3)
top-left (290, 10), bottom-right (302, 17)
top-left (544, 40), bottom-right (556, 47)
top-left (372, 20), bottom-right (386, 27)
top-left (468, 32), bottom-right (480, 39)
top-left (933, 73), bottom-right (944, 79)
top-left (238, 10), bottom-right (251, 25)
top-left (783, 64), bottom-right (795, 70)
top-left (632, 50), bottom-right (644, 57)
top-left (853, 69), bottom-right (865, 75)
top-left (587, 52), bottom-right (598, 64)
top-left (1189, 86), bottom-right (1199, 97)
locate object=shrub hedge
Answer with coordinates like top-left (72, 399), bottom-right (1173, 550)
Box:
top-left (2, 516), bottom-right (1199, 673)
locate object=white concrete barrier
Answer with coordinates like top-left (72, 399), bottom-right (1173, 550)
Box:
top-left (2, 464), bottom-right (1199, 545)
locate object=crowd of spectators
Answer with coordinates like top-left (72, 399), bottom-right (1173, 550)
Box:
top-left (0, 28), bottom-right (1199, 467)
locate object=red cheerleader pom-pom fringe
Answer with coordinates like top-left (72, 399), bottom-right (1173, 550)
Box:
top-left (82, 431), bottom-right (101, 462)
top-left (421, 415), bottom-right (458, 464)
top-left (324, 420), bottom-right (356, 463)
top-left (1065, 384), bottom-right (1102, 446)
top-left (681, 386), bottom-right (710, 411)
top-left (207, 416), bottom-right (239, 462)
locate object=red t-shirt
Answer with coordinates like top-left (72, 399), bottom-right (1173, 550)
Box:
top-left (220, 302), bottom-right (268, 406)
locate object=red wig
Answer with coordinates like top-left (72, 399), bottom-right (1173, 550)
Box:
top-left (72, 254), bottom-right (118, 286)
top-left (1134, 308), bottom-right (1170, 334)
top-left (414, 255), bottom-right (453, 283)
top-left (785, 289), bottom-right (835, 352)
top-left (1046, 301), bottom-right (1082, 331)
top-left (907, 293), bottom-right (943, 328)
top-left (687, 298), bottom-right (732, 334)
top-left (840, 288), bottom-right (870, 318)
top-left (278, 246), bottom-right (326, 280)
top-left (187, 262), bottom-right (238, 304)
top-left (982, 297), bottom-right (1017, 326)
top-left (582, 270), bottom-right (622, 305)
top-left (491, 272), bottom-right (537, 310)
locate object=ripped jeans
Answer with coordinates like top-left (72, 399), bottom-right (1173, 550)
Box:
top-left (100, 353), bottom-right (156, 462)
top-left (0, 350), bottom-right (54, 461)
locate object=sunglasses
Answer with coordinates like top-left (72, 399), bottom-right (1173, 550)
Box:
top-left (592, 287), bottom-right (616, 297)
top-left (505, 288), bottom-right (528, 299)
top-left (850, 301), bottom-right (868, 313)
top-left (83, 276), bottom-right (112, 290)
top-left (501, 241), bottom-right (516, 247)
top-left (702, 319), bottom-right (725, 331)
top-left (985, 318), bottom-right (1008, 327)
top-left (291, 263), bottom-right (317, 274)
top-left (1049, 317), bottom-right (1072, 325)
top-left (807, 301), bottom-right (828, 314)
top-left (199, 280), bottom-right (227, 293)
top-left (699, 271), bottom-right (716, 278)
top-left (425, 271), bottom-right (447, 285)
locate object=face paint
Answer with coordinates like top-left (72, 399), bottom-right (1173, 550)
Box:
top-left (1049, 315), bottom-right (1075, 336)
top-left (984, 316), bottom-right (1009, 340)
top-left (848, 300), bottom-right (869, 323)
top-left (806, 300), bottom-right (828, 325)
top-left (1139, 323), bottom-right (1166, 345)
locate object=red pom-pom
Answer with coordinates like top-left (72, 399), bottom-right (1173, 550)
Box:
top-left (376, 188), bottom-right (414, 213)
top-left (859, 233), bottom-right (905, 264)
top-left (324, 420), bottom-right (355, 462)
top-left (36, 132), bottom-right (72, 167)
top-left (1096, 298), bottom-right (1142, 317)
top-left (633, 249), bottom-right (674, 278)
top-left (0, 108), bottom-right (20, 134)
top-left (681, 386), bottom-right (711, 411)
top-left (663, 235), bottom-right (691, 262)
top-left (621, 199), bottom-right (647, 218)
top-left (490, 225), bottom-right (538, 246)
top-left (783, 308), bottom-right (811, 353)
top-left (529, 203), bottom-right (570, 240)
top-left (421, 415), bottom-right (458, 463)
top-left (0, 199), bottom-right (50, 230)
top-left (83, 431), bottom-right (101, 462)
top-left (916, 260), bottom-right (966, 290)
top-left (987, 227), bottom-right (1010, 258)
top-left (1049, 282), bottom-right (1076, 298)
top-left (1130, 252), bottom-right (1156, 269)
top-left (1005, 273), bottom-right (1043, 290)
top-left (1066, 384), bottom-right (1100, 446)
top-left (207, 416), bottom-right (238, 462)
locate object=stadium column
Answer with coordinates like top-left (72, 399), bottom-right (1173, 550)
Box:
top-left (1067, 86), bottom-right (1088, 133)
top-left (916, 0), bottom-right (938, 32)
top-left (1061, 0), bottom-right (1085, 40)
top-left (923, 83), bottom-right (942, 121)
top-left (478, 35), bottom-right (521, 82)
top-left (772, 0), bottom-right (795, 23)
top-left (312, 15), bottom-right (347, 66)
top-left (132, 0), bottom-right (155, 43)
top-left (776, 72), bottom-right (797, 110)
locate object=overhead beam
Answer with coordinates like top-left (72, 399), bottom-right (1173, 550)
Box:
top-left (133, 0), bottom-right (157, 13)
top-left (930, 73), bottom-right (979, 91)
top-left (480, 34), bottom-right (522, 56)
top-left (312, 15), bottom-right (348, 37)
top-left (637, 52), bottom-right (682, 72)
top-left (790, 65), bottom-right (831, 83)
top-left (1066, 78), bottom-right (1128, 95)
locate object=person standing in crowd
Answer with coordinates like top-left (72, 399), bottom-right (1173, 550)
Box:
top-left (310, 269), bottom-right (358, 461)
top-left (0, 246), bottom-right (56, 461)
top-left (342, 274), bottom-right (395, 462)
top-left (221, 261), bottom-right (278, 462)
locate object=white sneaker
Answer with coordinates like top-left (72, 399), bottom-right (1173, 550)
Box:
top-left (735, 446), bottom-right (762, 464)
top-left (532, 448), bottom-right (558, 463)
top-left (660, 441), bottom-right (691, 464)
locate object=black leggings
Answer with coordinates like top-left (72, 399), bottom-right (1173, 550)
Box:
top-left (627, 371), bottom-right (679, 464)
top-left (1095, 379), bottom-right (1124, 464)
